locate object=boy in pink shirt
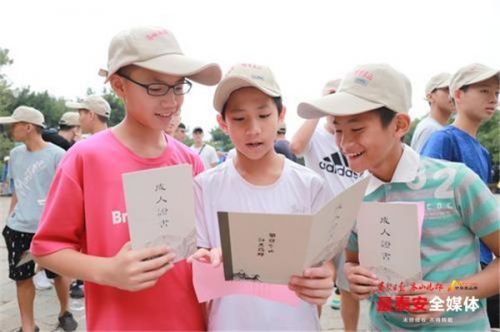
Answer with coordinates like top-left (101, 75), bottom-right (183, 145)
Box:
top-left (31, 26), bottom-right (221, 331)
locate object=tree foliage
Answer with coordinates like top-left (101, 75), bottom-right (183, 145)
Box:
top-left (209, 127), bottom-right (233, 152)
top-left (478, 111), bottom-right (500, 165)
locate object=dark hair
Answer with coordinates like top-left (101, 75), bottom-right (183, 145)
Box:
top-left (97, 114), bottom-right (109, 124)
top-left (192, 127), bottom-right (203, 134)
top-left (177, 122), bottom-right (186, 130)
top-left (459, 84), bottom-right (470, 93)
top-left (221, 96), bottom-right (283, 120)
top-left (33, 125), bottom-right (44, 135)
top-left (372, 107), bottom-right (397, 128)
top-left (59, 124), bottom-right (77, 131)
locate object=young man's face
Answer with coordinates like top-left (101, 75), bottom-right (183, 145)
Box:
top-left (78, 109), bottom-right (93, 134)
top-left (192, 131), bottom-right (204, 145)
top-left (218, 87), bottom-right (285, 161)
top-left (174, 127), bottom-right (186, 141)
top-left (430, 88), bottom-right (454, 114)
top-left (111, 66), bottom-right (185, 131)
top-left (9, 122), bottom-right (30, 142)
top-left (333, 110), bottom-right (408, 180)
top-left (455, 76), bottom-right (499, 123)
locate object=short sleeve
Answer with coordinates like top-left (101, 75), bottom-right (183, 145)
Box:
top-left (420, 130), bottom-right (455, 160)
top-left (454, 165), bottom-right (499, 238)
top-left (31, 156), bottom-right (85, 256)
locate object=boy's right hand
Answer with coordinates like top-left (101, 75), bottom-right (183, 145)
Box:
top-left (104, 241), bottom-right (176, 292)
top-left (187, 247), bottom-right (222, 267)
top-left (344, 262), bottom-right (380, 300)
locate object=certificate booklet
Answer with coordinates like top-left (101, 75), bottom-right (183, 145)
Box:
top-left (218, 177), bottom-right (370, 284)
top-left (122, 164), bottom-right (196, 260)
top-left (357, 202), bottom-right (423, 285)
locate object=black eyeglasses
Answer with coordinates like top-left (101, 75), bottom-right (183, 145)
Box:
top-left (117, 73), bottom-right (192, 96)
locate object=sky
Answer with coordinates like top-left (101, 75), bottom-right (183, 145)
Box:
top-left (1, 0), bottom-right (499, 138)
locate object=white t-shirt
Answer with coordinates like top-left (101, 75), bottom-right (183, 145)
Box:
top-left (195, 158), bottom-right (331, 330)
top-left (410, 116), bottom-right (443, 153)
top-left (302, 125), bottom-right (359, 196)
top-left (191, 143), bottom-right (219, 169)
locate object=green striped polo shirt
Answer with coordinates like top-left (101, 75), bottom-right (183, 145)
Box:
top-left (347, 146), bottom-right (499, 331)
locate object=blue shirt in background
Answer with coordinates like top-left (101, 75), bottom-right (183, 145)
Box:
top-left (421, 125), bottom-right (494, 264)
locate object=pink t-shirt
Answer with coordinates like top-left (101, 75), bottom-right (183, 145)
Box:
top-left (31, 129), bottom-right (205, 331)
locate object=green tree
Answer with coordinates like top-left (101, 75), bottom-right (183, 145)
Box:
top-left (404, 116), bottom-right (421, 145)
top-left (478, 111), bottom-right (500, 165)
top-left (209, 127), bottom-right (233, 152)
top-left (101, 87), bottom-right (125, 126)
top-left (11, 88), bottom-right (66, 127)
top-left (0, 48), bottom-right (15, 159)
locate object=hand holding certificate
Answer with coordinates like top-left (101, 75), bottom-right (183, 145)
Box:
top-left (357, 201), bottom-right (424, 286)
top-left (218, 177), bottom-right (370, 284)
top-left (122, 164), bottom-right (197, 261)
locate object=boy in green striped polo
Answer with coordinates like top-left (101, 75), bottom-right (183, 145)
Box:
top-left (298, 63), bottom-right (499, 330)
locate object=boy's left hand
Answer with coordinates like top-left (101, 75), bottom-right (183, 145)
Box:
top-left (288, 262), bottom-right (335, 305)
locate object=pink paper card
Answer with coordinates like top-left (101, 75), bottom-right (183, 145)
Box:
top-left (192, 260), bottom-right (299, 307)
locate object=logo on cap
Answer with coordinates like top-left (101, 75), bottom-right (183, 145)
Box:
top-left (354, 70), bottom-right (374, 86)
top-left (146, 29), bottom-right (169, 41)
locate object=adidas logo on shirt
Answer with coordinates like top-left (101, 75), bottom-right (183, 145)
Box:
top-left (319, 152), bottom-right (359, 178)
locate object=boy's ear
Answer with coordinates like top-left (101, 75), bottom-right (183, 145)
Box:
top-left (394, 113), bottom-right (411, 139)
top-left (454, 89), bottom-right (462, 103)
top-left (110, 74), bottom-right (126, 98)
top-left (278, 105), bottom-right (287, 123)
top-left (217, 114), bottom-right (229, 134)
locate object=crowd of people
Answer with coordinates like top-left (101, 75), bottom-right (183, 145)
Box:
top-left (0, 25), bottom-right (498, 331)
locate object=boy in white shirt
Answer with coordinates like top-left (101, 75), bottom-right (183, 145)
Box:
top-left (190, 63), bottom-right (335, 330)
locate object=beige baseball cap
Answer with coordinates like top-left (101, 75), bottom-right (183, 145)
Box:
top-left (66, 95), bottom-right (112, 118)
top-left (322, 79), bottom-right (342, 96)
top-left (424, 72), bottom-right (451, 96)
top-left (213, 63), bottom-right (281, 112)
top-left (298, 64), bottom-right (412, 119)
top-left (59, 112), bottom-right (80, 126)
top-left (0, 106), bottom-right (46, 128)
top-left (98, 26), bottom-right (222, 86)
top-left (449, 63), bottom-right (500, 98)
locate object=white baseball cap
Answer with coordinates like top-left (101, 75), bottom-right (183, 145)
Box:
top-left (213, 63), bottom-right (281, 112)
top-left (99, 26), bottom-right (222, 86)
top-left (424, 73), bottom-right (451, 96)
top-left (66, 95), bottom-right (112, 118)
top-left (449, 63), bottom-right (500, 98)
top-left (298, 63), bottom-right (412, 118)
top-left (322, 79), bottom-right (342, 96)
top-left (59, 112), bottom-right (80, 126)
top-left (0, 106), bottom-right (46, 128)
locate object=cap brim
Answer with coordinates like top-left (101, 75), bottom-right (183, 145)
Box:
top-left (298, 92), bottom-right (384, 119)
top-left (213, 76), bottom-right (281, 112)
top-left (133, 54), bottom-right (221, 86)
top-left (0, 117), bottom-right (18, 125)
top-left (468, 69), bottom-right (500, 87)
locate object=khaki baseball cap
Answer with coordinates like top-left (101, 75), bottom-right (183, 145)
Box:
top-left (66, 95), bottom-right (112, 118)
top-left (424, 73), bottom-right (451, 96)
top-left (59, 112), bottom-right (80, 126)
top-left (298, 63), bottom-right (412, 119)
top-left (322, 79), bottom-right (342, 96)
top-left (449, 63), bottom-right (500, 98)
top-left (0, 106), bottom-right (46, 128)
top-left (99, 26), bottom-right (222, 86)
top-left (213, 63), bottom-right (281, 112)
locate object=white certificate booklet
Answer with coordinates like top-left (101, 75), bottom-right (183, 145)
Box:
top-left (357, 202), bottom-right (423, 285)
top-left (122, 164), bottom-right (196, 261)
top-left (218, 177), bottom-right (370, 284)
